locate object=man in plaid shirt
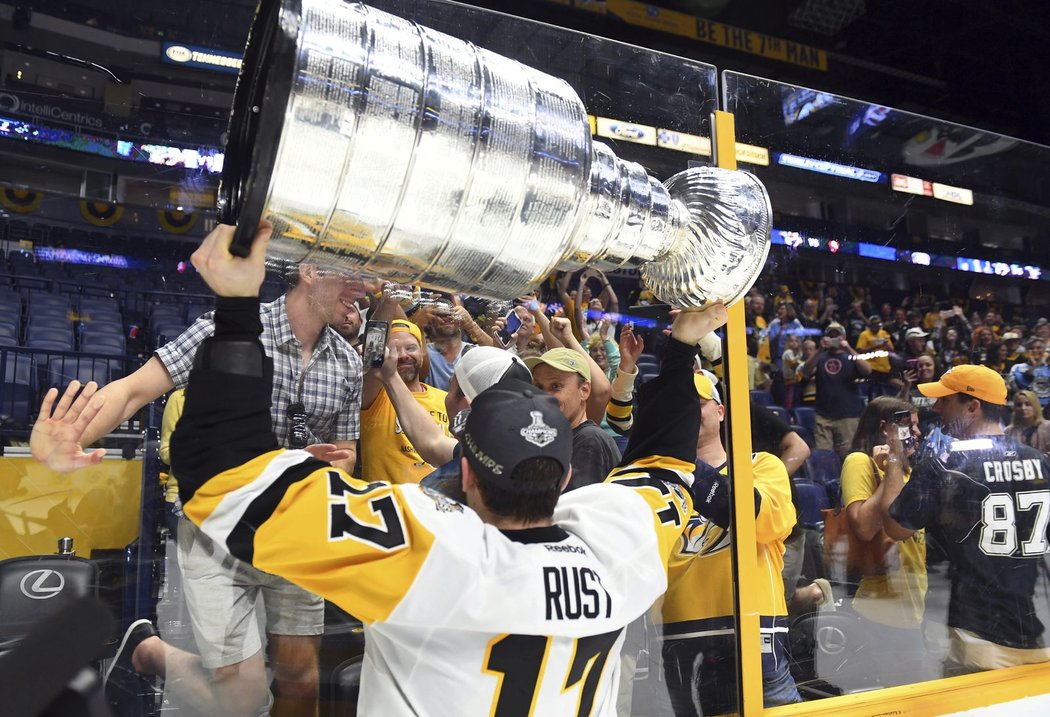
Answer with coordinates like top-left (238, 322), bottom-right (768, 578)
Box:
top-left (32, 254), bottom-right (363, 717)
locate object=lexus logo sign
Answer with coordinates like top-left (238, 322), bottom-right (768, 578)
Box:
top-left (19, 569), bottom-right (65, 600)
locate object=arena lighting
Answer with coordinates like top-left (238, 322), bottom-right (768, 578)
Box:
top-left (35, 247), bottom-right (137, 268)
top-left (0, 115), bottom-right (225, 173)
top-left (772, 227), bottom-right (1049, 281)
top-left (775, 153), bottom-right (883, 183)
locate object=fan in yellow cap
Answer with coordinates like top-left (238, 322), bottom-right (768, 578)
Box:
top-left (917, 364), bottom-right (1007, 405)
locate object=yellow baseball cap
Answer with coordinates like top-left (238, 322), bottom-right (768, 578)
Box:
top-left (917, 364), bottom-right (1007, 405)
top-left (525, 347), bottom-right (591, 382)
top-left (389, 319), bottom-right (424, 347)
top-left (693, 370), bottom-right (721, 404)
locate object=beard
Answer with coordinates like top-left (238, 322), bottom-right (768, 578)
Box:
top-left (398, 362), bottom-right (420, 383)
top-left (431, 322), bottom-right (460, 340)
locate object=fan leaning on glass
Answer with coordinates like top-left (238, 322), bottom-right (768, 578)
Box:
top-left (216, 0), bottom-right (772, 310)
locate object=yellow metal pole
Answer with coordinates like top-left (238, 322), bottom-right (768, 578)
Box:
top-left (713, 109), bottom-right (763, 717)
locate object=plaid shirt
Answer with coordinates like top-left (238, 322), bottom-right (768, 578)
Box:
top-left (156, 296), bottom-right (362, 445)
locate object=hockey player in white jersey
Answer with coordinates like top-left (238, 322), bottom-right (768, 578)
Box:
top-left (42, 223), bottom-right (728, 716)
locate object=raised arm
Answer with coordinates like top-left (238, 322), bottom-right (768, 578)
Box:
top-left (32, 355), bottom-right (174, 473)
top-left (549, 317), bottom-right (611, 423)
top-left (379, 343), bottom-right (457, 466)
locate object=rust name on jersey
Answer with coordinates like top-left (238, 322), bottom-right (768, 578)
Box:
top-left (544, 566), bottom-right (612, 620)
top-left (983, 458), bottom-right (1046, 483)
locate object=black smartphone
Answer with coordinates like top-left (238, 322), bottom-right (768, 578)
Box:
top-left (362, 320), bottom-right (389, 369)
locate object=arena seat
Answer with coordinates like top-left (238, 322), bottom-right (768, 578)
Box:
top-left (0, 352), bottom-right (35, 426)
top-left (793, 480), bottom-right (832, 528)
top-left (81, 333), bottom-right (126, 354)
top-left (45, 357), bottom-right (111, 389)
top-left (750, 389), bottom-right (774, 407)
top-left (27, 337), bottom-right (74, 352)
top-left (0, 324), bottom-right (17, 342)
top-left (0, 553), bottom-right (99, 654)
top-left (791, 425), bottom-right (815, 449)
top-left (804, 449), bottom-right (843, 485)
top-left (27, 315), bottom-right (72, 332)
top-left (792, 406), bottom-right (816, 431)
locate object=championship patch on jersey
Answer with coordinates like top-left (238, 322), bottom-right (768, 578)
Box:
top-left (421, 486), bottom-right (465, 513)
top-left (521, 410), bottom-right (558, 447)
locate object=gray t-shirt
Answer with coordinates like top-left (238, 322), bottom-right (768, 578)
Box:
top-left (567, 420), bottom-right (621, 492)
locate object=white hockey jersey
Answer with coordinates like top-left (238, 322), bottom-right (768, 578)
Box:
top-left (183, 452), bottom-right (695, 716)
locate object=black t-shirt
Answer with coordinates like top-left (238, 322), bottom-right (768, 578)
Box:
top-left (750, 402), bottom-right (791, 455)
top-left (890, 433), bottom-right (1050, 649)
top-left (813, 350), bottom-right (864, 419)
top-left (568, 420), bottom-right (621, 492)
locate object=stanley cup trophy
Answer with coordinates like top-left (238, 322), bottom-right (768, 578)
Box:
top-left (217, 0), bottom-right (772, 307)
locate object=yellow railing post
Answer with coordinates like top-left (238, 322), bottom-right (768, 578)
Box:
top-left (713, 109), bottom-right (763, 717)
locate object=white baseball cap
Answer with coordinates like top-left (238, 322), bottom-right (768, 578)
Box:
top-left (455, 346), bottom-right (531, 401)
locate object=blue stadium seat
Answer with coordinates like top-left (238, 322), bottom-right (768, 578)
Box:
top-left (80, 320), bottom-right (125, 338)
top-left (27, 315), bottom-right (71, 332)
top-left (637, 367), bottom-right (659, 385)
top-left (44, 357), bottom-right (111, 389)
top-left (794, 480), bottom-right (831, 528)
top-left (791, 425), bottom-right (815, 449)
top-left (792, 406), bottom-right (816, 431)
top-left (26, 292), bottom-right (70, 311)
top-left (805, 449), bottom-right (843, 485)
top-left (0, 352), bottom-right (35, 427)
top-left (27, 337), bottom-right (74, 352)
top-left (750, 389), bottom-right (774, 407)
top-left (81, 334), bottom-right (126, 354)
top-left (0, 324), bottom-right (17, 342)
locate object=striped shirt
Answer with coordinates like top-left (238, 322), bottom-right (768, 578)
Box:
top-left (156, 295), bottom-right (362, 445)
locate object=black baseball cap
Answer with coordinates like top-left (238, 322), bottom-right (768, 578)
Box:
top-left (460, 378), bottom-right (572, 490)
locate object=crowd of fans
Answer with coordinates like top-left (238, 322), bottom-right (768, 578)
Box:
top-left (29, 249), bottom-right (1050, 715)
top-left (743, 280), bottom-right (1050, 458)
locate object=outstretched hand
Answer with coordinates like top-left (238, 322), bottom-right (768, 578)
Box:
top-left (190, 222), bottom-right (272, 297)
top-left (670, 302), bottom-right (728, 347)
top-left (618, 324), bottom-right (644, 371)
top-left (303, 444), bottom-right (352, 463)
top-left (30, 381), bottom-right (107, 473)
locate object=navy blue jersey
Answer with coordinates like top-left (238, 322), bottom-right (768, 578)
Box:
top-left (890, 433), bottom-right (1050, 649)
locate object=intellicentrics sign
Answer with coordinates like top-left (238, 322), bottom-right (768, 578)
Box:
top-left (0, 91), bottom-right (104, 130)
top-left (161, 43), bottom-right (243, 74)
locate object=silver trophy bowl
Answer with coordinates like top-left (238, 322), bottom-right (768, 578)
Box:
top-left (217, 0), bottom-right (771, 307)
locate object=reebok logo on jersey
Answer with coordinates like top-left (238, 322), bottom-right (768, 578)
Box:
top-left (983, 459), bottom-right (1045, 484)
top-left (544, 544), bottom-right (586, 555)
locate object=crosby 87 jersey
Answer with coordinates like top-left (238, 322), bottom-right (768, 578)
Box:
top-left (172, 298), bottom-right (703, 717)
top-left (890, 433), bottom-right (1050, 649)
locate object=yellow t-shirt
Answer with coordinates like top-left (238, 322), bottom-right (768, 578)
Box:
top-left (840, 451), bottom-right (927, 627)
top-left (661, 452), bottom-right (796, 626)
top-left (360, 384), bottom-right (450, 484)
top-left (856, 328), bottom-right (894, 373)
top-left (160, 388), bottom-right (185, 503)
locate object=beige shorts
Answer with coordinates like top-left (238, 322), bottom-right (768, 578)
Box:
top-left (948, 627), bottom-right (1050, 672)
top-left (177, 517), bottom-right (324, 670)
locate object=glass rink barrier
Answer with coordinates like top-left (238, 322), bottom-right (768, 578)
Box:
top-left (2, 0), bottom-right (1050, 716)
top-left (723, 71), bottom-right (1050, 715)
